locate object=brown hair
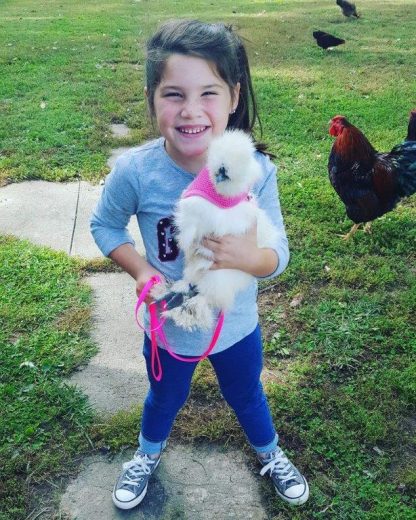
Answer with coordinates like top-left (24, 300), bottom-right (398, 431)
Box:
top-left (145, 19), bottom-right (262, 137)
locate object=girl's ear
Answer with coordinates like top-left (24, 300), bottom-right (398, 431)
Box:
top-left (144, 86), bottom-right (148, 98)
top-left (231, 82), bottom-right (241, 112)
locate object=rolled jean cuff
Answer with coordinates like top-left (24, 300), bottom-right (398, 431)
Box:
top-left (252, 433), bottom-right (279, 454)
top-left (138, 431), bottom-right (167, 455)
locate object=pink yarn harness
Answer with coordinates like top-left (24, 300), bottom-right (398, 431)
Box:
top-left (182, 166), bottom-right (250, 207)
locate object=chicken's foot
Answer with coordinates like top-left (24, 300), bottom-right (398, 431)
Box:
top-left (363, 222), bottom-right (372, 234)
top-left (339, 223), bottom-right (361, 240)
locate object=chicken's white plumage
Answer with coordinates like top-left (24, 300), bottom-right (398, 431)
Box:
top-left (159, 130), bottom-right (278, 330)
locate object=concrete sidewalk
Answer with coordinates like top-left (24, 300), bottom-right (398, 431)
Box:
top-left (60, 446), bottom-right (267, 520)
top-left (0, 172), bottom-right (270, 519)
top-left (0, 179), bottom-right (144, 258)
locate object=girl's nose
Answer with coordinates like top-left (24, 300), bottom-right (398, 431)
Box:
top-left (180, 99), bottom-right (200, 118)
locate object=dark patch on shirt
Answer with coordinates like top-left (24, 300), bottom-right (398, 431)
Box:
top-left (157, 216), bottom-right (179, 262)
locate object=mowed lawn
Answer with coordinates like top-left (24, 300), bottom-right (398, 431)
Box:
top-left (0, 1), bottom-right (415, 519)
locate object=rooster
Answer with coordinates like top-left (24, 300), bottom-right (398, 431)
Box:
top-left (336, 0), bottom-right (359, 18)
top-left (328, 110), bottom-right (416, 239)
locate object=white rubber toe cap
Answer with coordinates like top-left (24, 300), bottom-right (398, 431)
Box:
top-left (279, 479), bottom-right (309, 506)
top-left (114, 489), bottom-right (135, 502)
top-left (285, 483), bottom-right (306, 499)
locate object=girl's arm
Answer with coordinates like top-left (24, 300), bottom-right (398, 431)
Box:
top-left (109, 243), bottom-right (150, 280)
top-left (90, 154), bottom-right (139, 257)
top-left (90, 153), bottom-right (165, 302)
top-left (109, 243), bottom-right (165, 303)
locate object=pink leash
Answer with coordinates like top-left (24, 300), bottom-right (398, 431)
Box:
top-left (135, 276), bottom-right (224, 381)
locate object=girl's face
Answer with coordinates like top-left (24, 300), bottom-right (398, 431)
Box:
top-left (151, 54), bottom-right (240, 173)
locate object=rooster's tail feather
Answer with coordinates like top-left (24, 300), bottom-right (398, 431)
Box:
top-left (391, 140), bottom-right (416, 198)
top-left (406, 109), bottom-right (416, 141)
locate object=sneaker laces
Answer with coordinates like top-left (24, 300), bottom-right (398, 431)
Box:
top-left (121, 452), bottom-right (156, 488)
top-left (259, 448), bottom-right (298, 484)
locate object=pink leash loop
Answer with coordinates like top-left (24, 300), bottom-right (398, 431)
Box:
top-left (156, 311), bottom-right (224, 363)
top-left (135, 276), bottom-right (166, 333)
top-left (135, 277), bottom-right (224, 381)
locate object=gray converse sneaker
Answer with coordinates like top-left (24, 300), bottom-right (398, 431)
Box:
top-left (112, 450), bottom-right (160, 510)
top-left (259, 447), bottom-right (309, 506)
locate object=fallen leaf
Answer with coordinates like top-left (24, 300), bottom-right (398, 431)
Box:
top-left (290, 294), bottom-right (303, 308)
top-left (20, 361), bottom-right (36, 369)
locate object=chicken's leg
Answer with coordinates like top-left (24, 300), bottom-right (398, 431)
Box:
top-left (340, 223), bottom-right (361, 240)
top-left (363, 222), bottom-right (372, 234)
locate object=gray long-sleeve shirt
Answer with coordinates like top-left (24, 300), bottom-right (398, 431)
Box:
top-left (90, 137), bottom-right (289, 356)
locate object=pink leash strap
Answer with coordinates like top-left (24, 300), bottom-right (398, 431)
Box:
top-left (135, 276), bottom-right (166, 333)
top-left (136, 276), bottom-right (224, 381)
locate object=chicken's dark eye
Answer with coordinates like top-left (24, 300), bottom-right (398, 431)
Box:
top-left (218, 166), bottom-right (227, 176)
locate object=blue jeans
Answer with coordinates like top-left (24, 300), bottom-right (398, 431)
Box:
top-left (139, 324), bottom-right (278, 455)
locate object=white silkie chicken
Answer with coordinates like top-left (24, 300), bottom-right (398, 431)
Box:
top-left (157, 129), bottom-right (279, 330)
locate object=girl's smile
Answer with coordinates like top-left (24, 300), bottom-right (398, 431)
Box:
top-left (176, 126), bottom-right (208, 135)
top-left (152, 54), bottom-right (239, 174)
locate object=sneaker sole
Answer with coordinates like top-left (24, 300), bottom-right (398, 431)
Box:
top-left (275, 478), bottom-right (309, 506)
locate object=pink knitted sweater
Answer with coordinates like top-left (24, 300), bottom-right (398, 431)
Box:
top-left (182, 167), bottom-right (249, 208)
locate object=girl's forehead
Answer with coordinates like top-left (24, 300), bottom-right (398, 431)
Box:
top-left (159, 54), bottom-right (223, 86)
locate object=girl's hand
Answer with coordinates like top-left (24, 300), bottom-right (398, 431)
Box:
top-left (202, 225), bottom-right (260, 272)
top-left (202, 224), bottom-right (278, 277)
top-left (136, 266), bottom-right (166, 305)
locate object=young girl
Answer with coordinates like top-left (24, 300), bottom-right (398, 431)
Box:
top-left (91, 19), bottom-right (309, 510)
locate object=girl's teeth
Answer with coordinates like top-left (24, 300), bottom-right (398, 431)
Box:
top-left (179, 127), bottom-right (205, 134)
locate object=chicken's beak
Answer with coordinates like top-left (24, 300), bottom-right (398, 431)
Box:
top-left (215, 165), bottom-right (230, 183)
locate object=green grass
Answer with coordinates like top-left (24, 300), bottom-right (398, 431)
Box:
top-left (1, 0), bottom-right (415, 518)
top-left (0, 236), bottom-right (97, 519)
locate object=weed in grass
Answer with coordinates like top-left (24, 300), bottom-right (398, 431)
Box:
top-left (89, 405), bottom-right (142, 452)
top-left (264, 328), bottom-right (292, 357)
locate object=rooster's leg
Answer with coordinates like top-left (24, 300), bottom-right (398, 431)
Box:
top-left (363, 222), bottom-right (372, 234)
top-left (340, 223), bottom-right (361, 240)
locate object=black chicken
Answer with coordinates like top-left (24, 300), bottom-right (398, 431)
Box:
top-left (313, 31), bottom-right (345, 50)
top-left (336, 0), bottom-right (359, 18)
top-left (328, 111), bottom-right (416, 239)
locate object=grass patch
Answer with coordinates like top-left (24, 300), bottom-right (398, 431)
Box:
top-left (1, 0), bottom-right (415, 518)
top-left (0, 236), bottom-right (96, 519)
top-left (89, 405), bottom-right (143, 452)
top-left (173, 361), bottom-right (244, 445)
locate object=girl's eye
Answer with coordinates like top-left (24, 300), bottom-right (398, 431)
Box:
top-left (202, 91), bottom-right (217, 96)
top-left (164, 92), bottom-right (182, 98)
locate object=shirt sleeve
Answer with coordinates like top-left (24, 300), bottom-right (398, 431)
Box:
top-left (90, 153), bottom-right (139, 257)
top-left (255, 153), bottom-right (290, 279)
